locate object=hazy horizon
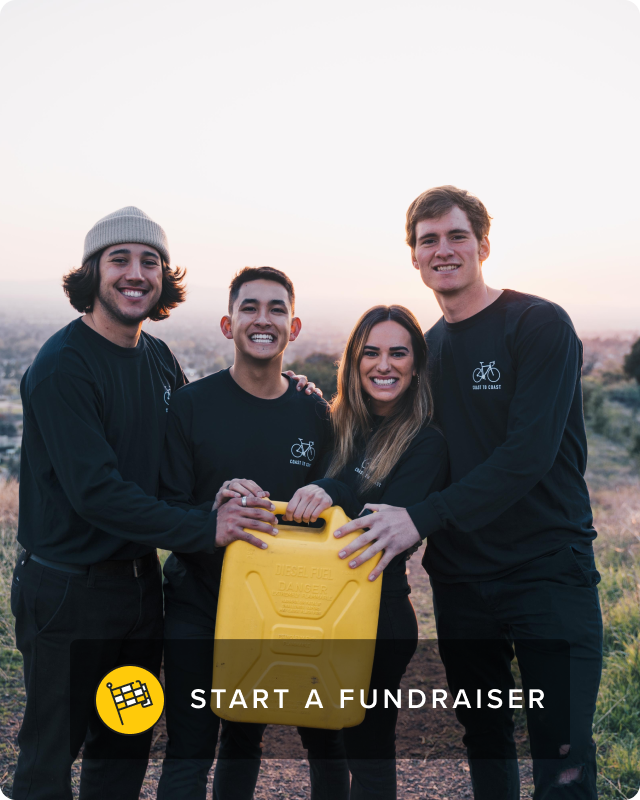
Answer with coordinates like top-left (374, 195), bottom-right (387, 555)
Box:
top-left (0, 279), bottom-right (638, 342)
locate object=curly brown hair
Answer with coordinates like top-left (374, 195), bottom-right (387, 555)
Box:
top-left (62, 248), bottom-right (187, 321)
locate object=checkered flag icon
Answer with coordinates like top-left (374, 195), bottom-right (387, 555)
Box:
top-left (107, 679), bottom-right (153, 725)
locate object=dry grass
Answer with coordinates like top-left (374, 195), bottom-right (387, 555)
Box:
top-left (592, 484), bottom-right (640, 548)
top-left (0, 479), bottom-right (20, 649)
top-left (0, 479), bottom-right (24, 796)
top-left (589, 485), bottom-right (640, 799)
top-left (0, 479), bottom-right (18, 529)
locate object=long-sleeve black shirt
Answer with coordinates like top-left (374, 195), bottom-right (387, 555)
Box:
top-left (313, 420), bottom-right (448, 596)
top-left (159, 368), bottom-right (332, 624)
top-left (18, 319), bottom-right (218, 563)
top-left (406, 290), bottom-right (596, 582)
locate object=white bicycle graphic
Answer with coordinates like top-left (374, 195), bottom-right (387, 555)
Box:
top-left (291, 439), bottom-right (315, 460)
top-left (473, 361), bottom-right (501, 383)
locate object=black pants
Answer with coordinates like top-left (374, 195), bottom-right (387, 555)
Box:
top-left (157, 613), bottom-right (350, 800)
top-left (430, 545), bottom-right (603, 800)
top-left (342, 592), bottom-right (418, 800)
top-left (10, 550), bottom-right (163, 800)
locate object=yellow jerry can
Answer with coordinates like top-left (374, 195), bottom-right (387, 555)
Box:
top-left (212, 501), bottom-right (382, 729)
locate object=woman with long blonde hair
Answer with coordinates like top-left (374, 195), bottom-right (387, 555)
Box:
top-left (285, 304), bottom-right (448, 799)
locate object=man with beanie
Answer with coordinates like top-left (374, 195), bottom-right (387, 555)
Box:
top-left (11, 207), bottom-right (278, 800)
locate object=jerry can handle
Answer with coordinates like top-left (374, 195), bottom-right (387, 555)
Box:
top-left (270, 500), bottom-right (289, 517)
top-left (268, 501), bottom-right (375, 533)
top-left (269, 500), bottom-right (347, 528)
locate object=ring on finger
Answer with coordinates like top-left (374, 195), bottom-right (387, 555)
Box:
top-left (241, 496), bottom-right (247, 507)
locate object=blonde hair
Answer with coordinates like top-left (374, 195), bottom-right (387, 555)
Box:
top-left (326, 305), bottom-right (433, 493)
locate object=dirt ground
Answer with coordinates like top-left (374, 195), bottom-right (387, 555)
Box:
top-left (0, 541), bottom-right (536, 798)
top-left (132, 545), bottom-right (534, 798)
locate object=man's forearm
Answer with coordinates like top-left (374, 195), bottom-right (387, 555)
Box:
top-left (406, 495), bottom-right (447, 540)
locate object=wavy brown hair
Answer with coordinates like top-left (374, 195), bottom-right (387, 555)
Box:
top-left (62, 248), bottom-right (187, 321)
top-left (326, 305), bottom-right (433, 493)
top-left (405, 185), bottom-right (492, 251)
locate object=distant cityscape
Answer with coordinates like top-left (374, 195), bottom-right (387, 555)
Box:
top-left (0, 307), bottom-right (636, 481)
top-left (0, 312), bottom-right (349, 480)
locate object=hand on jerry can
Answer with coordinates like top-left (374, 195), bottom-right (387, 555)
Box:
top-left (212, 501), bottom-right (383, 729)
top-left (212, 478), bottom-right (270, 511)
top-left (284, 485), bottom-right (333, 524)
top-left (214, 495), bottom-right (278, 549)
top-left (335, 503), bottom-right (420, 582)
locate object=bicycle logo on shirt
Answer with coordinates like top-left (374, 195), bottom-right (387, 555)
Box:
top-left (473, 361), bottom-right (501, 383)
top-left (291, 439), bottom-right (316, 461)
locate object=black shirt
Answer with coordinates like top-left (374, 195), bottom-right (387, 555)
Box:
top-left (160, 368), bottom-right (332, 623)
top-left (18, 318), bottom-right (218, 563)
top-left (313, 420), bottom-right (448, 596)
top-left (405, 289), bottom-right (596, 583)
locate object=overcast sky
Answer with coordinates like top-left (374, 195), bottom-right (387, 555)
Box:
top-left (0, 0), bottom-right (638, 332)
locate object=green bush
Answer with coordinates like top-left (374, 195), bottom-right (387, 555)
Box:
top-left (583, 379), bottom-right (609, 435)
top-left (629, 434), bottom-right (640, 459)
top-left (583, 378), bottom-right (640, 461)
top-left (623, 338), bottom-right (640, 384)
top-left (286, 352), bottom-right (340, 399)
top-left (608, 382), bottom-right (640, 408)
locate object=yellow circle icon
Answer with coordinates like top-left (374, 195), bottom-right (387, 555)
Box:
top-left (95, 665), bottom-right (164, 735)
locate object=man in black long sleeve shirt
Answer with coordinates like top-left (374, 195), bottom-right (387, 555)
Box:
top-left (158, 366), bottom-right (331, 622)
top-left (11, 208), bottom-right (276, 800)
top-left (416, 289), bottom-right (594, 580)
top-left (18, 320), bottom-right (216, 561)
top-left (336, 188), bottom-right (602, 799)
top-left (157, 268), bottom-right (348, 800)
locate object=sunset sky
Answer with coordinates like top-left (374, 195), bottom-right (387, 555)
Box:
top-left (0, 0), bottom-right (638, 333)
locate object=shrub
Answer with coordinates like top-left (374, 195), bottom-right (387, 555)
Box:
top-left (286, 352), bottom-right (340, 399)
top-left (623, 338), bottom-right (640, 385)
top-left (583, 379), bottom-right (609, 434)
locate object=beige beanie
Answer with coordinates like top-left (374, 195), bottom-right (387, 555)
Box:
top-left (82, 206), bottom-right (170, 265)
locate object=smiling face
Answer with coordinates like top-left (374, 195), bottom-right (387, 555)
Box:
top-left (359, 320), bottom-right (416, 416)
top-left (411, 205), bottom-right (490, 297)
top-left (221, 278), bottom-right (301, 362)
top-left (95, 243), bottom-right (163, 325)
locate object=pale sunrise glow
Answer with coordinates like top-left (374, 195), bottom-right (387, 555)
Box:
top-left (0, 0), bottom-right (639, 332)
